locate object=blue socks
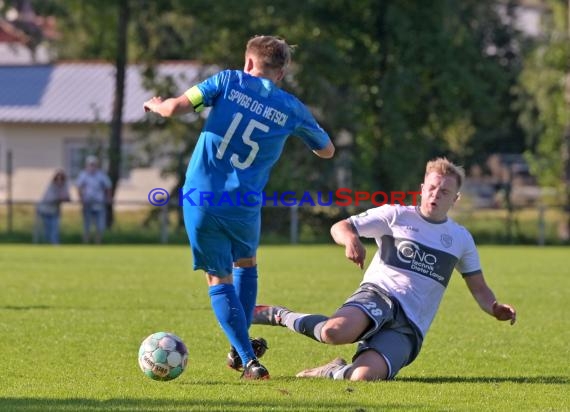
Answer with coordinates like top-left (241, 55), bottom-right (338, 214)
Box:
top-left (208, 283), bottom-right (254, 365)
top-left (208, 266), bottom-right (258, 366)
top-left (232, 266), bottom-right (258, 328)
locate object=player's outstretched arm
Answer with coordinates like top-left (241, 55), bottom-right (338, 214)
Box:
top-left (464, 273), bottom-right (517, 325)
top-left (143, 95), bottom-right (193, 117)
top-left (313, 141), bottom-right (335, 159)
top-left (330, 219), bottom-right (366, 269)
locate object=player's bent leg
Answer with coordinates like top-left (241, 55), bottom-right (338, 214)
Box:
top-left (320, 306), bottom-right (372, 345)
top-left (346, 349), bottom-right (389, 381)
top-left (253, 305), bottom-right (368, 345)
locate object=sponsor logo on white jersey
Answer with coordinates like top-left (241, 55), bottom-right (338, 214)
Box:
top-left (396, 240), bottom-right (445, 282)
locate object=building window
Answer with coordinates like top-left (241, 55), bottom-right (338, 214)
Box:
top-left (64, 139), bottom-right (132, 180)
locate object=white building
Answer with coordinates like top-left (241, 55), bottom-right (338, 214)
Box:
top-left (0, 62), bottom-right (205, 205)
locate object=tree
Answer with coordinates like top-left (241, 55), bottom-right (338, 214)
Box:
top-left (27, 0), bottom-right (529, 227)
top-left (357, 0), bottom-right (526, 192)
top-left (519, 0), bottom-right (570, 241)
top-left (106, 0), bottom-right (130, 228)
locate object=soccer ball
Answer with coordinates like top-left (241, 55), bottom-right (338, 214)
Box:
top-left (138, 332), bottom-right (189, 381)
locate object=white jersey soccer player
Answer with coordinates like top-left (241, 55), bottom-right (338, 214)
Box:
top-left (351, 204), bottom-right (481, 337)
top-left (253, 157), bottom-right (517, 381)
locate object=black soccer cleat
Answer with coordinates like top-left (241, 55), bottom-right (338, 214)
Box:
top-left (227, 337), bottom-right (268, 371)
top-left (241, 359), bottom-right (270, 380)
top-left (252, 305), bottom-right (290, 326)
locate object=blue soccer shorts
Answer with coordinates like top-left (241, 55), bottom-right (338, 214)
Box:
top-left (183, 206), bottom-right (260, 277)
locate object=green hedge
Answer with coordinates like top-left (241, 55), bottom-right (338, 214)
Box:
top-left (0, 203), bottom-right (568, 245)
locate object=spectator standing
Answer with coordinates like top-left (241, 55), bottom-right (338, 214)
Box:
top-left (76, 156), bottom-right (112, 244)
top-left (36, 169), bottom-right (71, 244)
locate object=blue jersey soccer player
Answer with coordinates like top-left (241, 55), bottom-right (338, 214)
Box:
top-left (144, 35), bottom-right (335, 379)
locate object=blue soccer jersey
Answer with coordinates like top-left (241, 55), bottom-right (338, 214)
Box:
top-left (182, 69), bottom-right (330, 218)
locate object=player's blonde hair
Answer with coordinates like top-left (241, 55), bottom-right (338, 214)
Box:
top-left (425, 157), bottom-right (465, 190)
top-left (246, 35), bottom-right (293, 70)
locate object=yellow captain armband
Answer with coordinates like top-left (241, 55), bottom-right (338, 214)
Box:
top-left (184, 86), bottom-right (205, 112)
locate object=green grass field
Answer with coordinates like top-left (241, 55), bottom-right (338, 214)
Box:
top-left (0, 244), bottom-right (568, 411)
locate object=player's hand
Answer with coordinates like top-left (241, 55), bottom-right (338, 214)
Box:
top-left (144, 96), bottom-right (163, 112)
top-left (492, 301), bottom-right (517, 325)
top-left (345, 239), bottom-right (366, 269)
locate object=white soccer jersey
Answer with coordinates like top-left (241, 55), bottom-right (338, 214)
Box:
top-left (349, 205), bottom-right (481, 337)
